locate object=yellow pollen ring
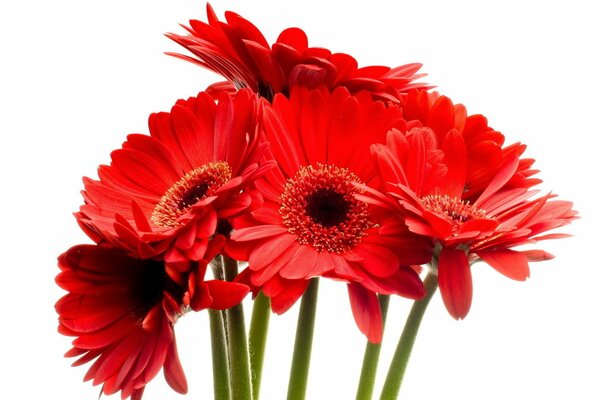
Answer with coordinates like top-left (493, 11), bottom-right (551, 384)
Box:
top-left (151, 161), bottom-right (232, 228)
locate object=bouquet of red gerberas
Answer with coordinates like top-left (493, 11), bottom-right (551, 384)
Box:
top-left (54, 4), bottom-right (577, 400)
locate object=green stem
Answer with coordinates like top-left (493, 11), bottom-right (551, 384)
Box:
top-left (286, 278), bottom-right (319, 400)
top-left (208, 309), bottom-right (231, 400)
top-left (355, 295), bottom-right (391, 400)
top-left (209, 260), bottom-right (231, 400)
top-left (249, 291), bottom-right (271, 400)
top-left (379, 272), bottom-right (438, 400)
top-left (222, 255), bottom-right (253, 400)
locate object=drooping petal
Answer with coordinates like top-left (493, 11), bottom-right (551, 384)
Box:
top-left (266, 278), bottom-right (310, 314)
top-left (164, 340), bottom-right (188, 394)
top-left (347, 283), bottom-right (383, 343)
top-left (438, 247), bottom-right (472, 320)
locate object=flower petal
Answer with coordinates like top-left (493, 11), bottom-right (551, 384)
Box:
top-left (347, 283), bottom-right (383, 343)
top-left (279, 244), bottom-right (322, 279)
top-left (477, 249), bottom-right (530, 281)
top-left (230, 225), bottom-right (289, 241)
top-left (352, 243), bottom-right (399, 278)
top-left (205, 280), bottom-right (251, 310)
top-left (438, 247), bottom-right (472, 320)
top-left (164, 340), bottom-right (188, 394)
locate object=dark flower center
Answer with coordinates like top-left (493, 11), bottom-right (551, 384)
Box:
top-left (279, 163), bottom-right (372, 253)
top-left (178, 182), bottom-right (211, 210)
top-left (131, 260), bottom-right (185, 318)
top-left (421, 194), bottom-right (488, 232)
top-left (152, 161), bottom-right (232, 227)
top-left (305, 188), bottom-right (350, 227)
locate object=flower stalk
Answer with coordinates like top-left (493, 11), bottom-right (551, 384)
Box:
top-left (355, 295), bottom-right (391, 400)
top-left (222, 255), bottom-right (253, 400)
top-left (209, 259), bottom-right (231, 400)
top-left (379, 272), bottom-right (439, 400)
top-left (286, 278), bottom-right (319, 400)
top-left (249, 291), bottom-right (271, 399)
top-left (208, 309), bottom-right (231, 400)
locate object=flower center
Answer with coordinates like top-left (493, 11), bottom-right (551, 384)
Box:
top-left (131, 259), bottom-right (185, 321)
top-left (151, 161), bottom-right (232, 228)
top-left (279, 163), bottom-right (372, 253)
top-left (305, 188), bottom-right (350, 227)
top-left (421, 194), bottom-right (488, 231)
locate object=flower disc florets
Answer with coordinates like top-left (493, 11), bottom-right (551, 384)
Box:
top-left (421, 194), bottom-right (488, 233)
top-left (279, 163), bottom-right (372, 253)
top-left (152, 161), bottom-right (232, 227)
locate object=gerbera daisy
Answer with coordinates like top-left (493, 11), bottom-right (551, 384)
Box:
top-left (226, 86), bottom-right (432, 342)
top-left (55, 244), bottom-right (249, 399)
top-left (76, 88), bottom-right (274, 275)
top-left (398, 90), bottom-right (541, 199)
top-left (367, 93), bottom-right (577, 319)
top-left (166, 4), bottom-right (427, 102)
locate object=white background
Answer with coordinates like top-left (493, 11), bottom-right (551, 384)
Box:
top-left (1, 1), bottom-right (598, 399)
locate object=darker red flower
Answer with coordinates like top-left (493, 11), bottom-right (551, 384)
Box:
top-left (55, 244), bottom-right (249, 399)
top-left (76, 89), bottom-right (273, 275)
top-left (227, 86), bottom-right (432, 342)
top-left (367, 91), bottom-right (578, 319)
top-left (166, 4), bottom-right (427, 102)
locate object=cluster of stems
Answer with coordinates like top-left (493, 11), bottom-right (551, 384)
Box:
top-left (209, 255), bottom-right (438, 400)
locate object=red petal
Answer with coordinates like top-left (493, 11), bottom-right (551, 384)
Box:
top-left (175, 222), bottom-right (197, 250)
top-left (279, 244), bottom-right (322, 279)
top-left (189, 276), bottom-right (212, 312)
top-left (352, 244), bottom-right (399, 278)
top-left (230, 225), bottom-right (289, 241)
top-left (289, 64), bottom-right (328, 88)
top-left (347, 284), bottom-right (383, 343)
top-left (276, 27), bottom-right (308, 50)
top-left (404, 128), bottom-right (428, 196)
top-left (438, 247), bottom-right (472, 319)
top-left (477, 249), bottom-right (530, 281)
top-left (170, 105), bottom-right (212, 168)
top-left (440, 129), bottom-right (467, 198)
top-left (164, 340), bottom-right (188, 394)
top-left (131, 200), bottom-right (152, 232)
top-left (223, 239), bottom-right (255, 261)
top-left (522, 249), bottom-right (554, 262)
top-left (250, 241), bottom-right (299, 285)
top-left (427, 96), bottom-right (455, 141)
top-left (266, 278), bottom-right (310, 314)
top-left (206, 280), bottom-right (250, 310)
top-left (218, 193), bottom-right (253, 218)
top-left (372, 143), bottom-right (408, 187)
top-left (473, 154), bottom-right (520, 207)
top-left (249, 234), bottom-right (298, 270)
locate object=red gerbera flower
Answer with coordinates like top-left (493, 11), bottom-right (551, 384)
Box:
top-left (166, 4), bottom-right (427, 102)
top-left (76, 89), bottom-right (273, 275)
top-left (398, 90), bottom-right (541, 198)
top-left (227, 86), bottom-right (432, 342)
top-left (55, 244), bottom-right (249, 399)
top-left (367, 93), bottom-right (578, 319)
